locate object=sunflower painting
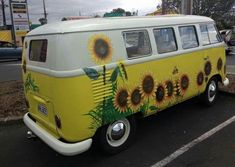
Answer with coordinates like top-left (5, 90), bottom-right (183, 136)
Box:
top-left (84, 62), bottom-right (192, 130)
top-left (196, 71), bottom-right (204, 86)
top-left (155, 83), bottom-right (167, 105)
top-left (128, 87), bottom-right (142, 111)
top-left (113, 87), bottom-right (129, 112)
top-left (140, 74), bottom-right (156, 99)
top-left (165, 80), bottom-right (174, 99)
top-left (180, 74), bottom-right (189, 95)
top-left (88, 34), bottom-right (113, 65)
top-left (204, 61), bottom-right (212, 76)
top-left (217, 58), bottom-right (223, 71)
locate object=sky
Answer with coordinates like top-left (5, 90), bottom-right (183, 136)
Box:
top-left (26, 0), bottom-right (161, 24)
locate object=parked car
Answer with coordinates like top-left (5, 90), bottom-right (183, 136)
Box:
top-left (219, 29), bottom-right (235, 55)
top-left (0, 41), bottom-right (22, 60)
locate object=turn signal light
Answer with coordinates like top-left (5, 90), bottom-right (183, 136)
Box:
top-left (55, 115), bottom-right (62, 129)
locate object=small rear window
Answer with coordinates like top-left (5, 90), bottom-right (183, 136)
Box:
top-left (29, 40), bottom-right (48, 62)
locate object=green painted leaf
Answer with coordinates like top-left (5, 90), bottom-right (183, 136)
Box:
top-left (120, 63), bottom-right (128, 80)
top-left (110, 66), bottom-right (119, 82)
top-left (149, 105), bottom-right (158, 111)
top-left (83, 67), bottom-right (100, 80)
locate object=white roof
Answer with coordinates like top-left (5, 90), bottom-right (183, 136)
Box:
top-left (27, 15), bottom-right (214, 36)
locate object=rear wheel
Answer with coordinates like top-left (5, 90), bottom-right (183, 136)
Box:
top-left (201, 77), bottom-right (218, 106)
top-left (96, 116), bottom-right (136, 154)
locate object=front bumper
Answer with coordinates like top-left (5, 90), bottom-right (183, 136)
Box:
top-left (223, 77), bottom-right (229, 86)
top-left (23, 113), bottom-right (92, 156)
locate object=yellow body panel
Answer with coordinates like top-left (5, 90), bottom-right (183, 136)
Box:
top-left (23, 46), bottom-right (226, 142)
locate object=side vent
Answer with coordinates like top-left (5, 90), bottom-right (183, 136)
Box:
top-left (91, 71), bottom-right (113, 104)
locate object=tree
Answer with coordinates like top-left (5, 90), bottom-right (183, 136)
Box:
top-left (104, 8), bottom-right (134, 17)
top-left (113, 8), bottom-right (125, 14)
top-left (192, 0), bottom-right (234, 29)
top-left (39, 18), bottom-right (47, 25)
top-left (161, 0), bottom-right (235, 29)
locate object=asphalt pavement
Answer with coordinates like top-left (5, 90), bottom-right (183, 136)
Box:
top-left (0, 60), bottom-right (22, 82)
top-left (0, 93), bottom-right (235, 167)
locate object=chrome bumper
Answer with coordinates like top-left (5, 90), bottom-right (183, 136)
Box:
top-left (23, 113), bottom-right (92, 156)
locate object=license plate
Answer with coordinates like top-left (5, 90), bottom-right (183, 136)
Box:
top-left (38, 104), bottom-right (48, 115)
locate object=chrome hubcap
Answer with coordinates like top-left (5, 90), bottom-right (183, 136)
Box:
top-left (111, 122), bottom-right (126, 140)
top-left (106, 118), bottom-right (130, 147)
top-left (208, 81), bottom-right (217, 102)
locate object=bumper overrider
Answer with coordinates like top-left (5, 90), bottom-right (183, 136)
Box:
top-left (223, 77), bottom-right (229, 86)
top-left (23, 113), bottom-right (92, 156)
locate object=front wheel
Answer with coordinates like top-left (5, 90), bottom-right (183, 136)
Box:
top-left (96, 116), bottom-right (136, 154)
top-left (201, 78), bottom-right (218, 106)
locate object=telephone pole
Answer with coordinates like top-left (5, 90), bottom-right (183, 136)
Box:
top-left (1, 0), bottom-right (6, 27)
top-left (162, 0), bottom-right (166, 15)
top-left (181, 0), bottom-right (193, 15)
top-left (43, 0), bottom-right (47, 19)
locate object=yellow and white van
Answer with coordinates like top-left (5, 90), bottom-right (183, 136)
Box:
top-left (22, 15), bottom-right (229, 155)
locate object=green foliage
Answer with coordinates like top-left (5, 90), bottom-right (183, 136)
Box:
top-left (24, 73), bottom-right (39, 93)
top-left (104, 8), bottom-right (134, 17)
top-left (192, 0), bottom-right (235, 29)
top-left (110, 66), bottom-right (119, 82)
top-left (149, 105), bottom-right (158, 111)
top-left (83, 67), bottom-right (100, 80)
top-left (160, 0), bottom-right (235, 29)
top-left (86, 63), bottom-right (132, 130)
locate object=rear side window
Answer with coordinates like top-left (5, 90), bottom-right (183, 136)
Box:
top-left (153, 28), bottom-right (177, 54)
top-left (200, 24), bottom-right (222, 45)
top-left (179, 26), bottom-right (199, 49)
top-left (29, 40), bottom-right (48, 62)
top-left (123, 30), bottom-right (151, 58)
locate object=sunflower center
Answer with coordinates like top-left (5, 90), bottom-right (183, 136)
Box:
top-left (156, 85), bottom-right (165, 102)
top-left (117, 90), bottom-right (128, 108)
top-left (142, 75), bottom-right (154, 94)
top-left (94, 39), bottom-right (109, 59)
top-left (197, 72), bottom-right (204, 86)
top-left (181, 75), bottom-right (189, 90)
top-left (217, 58), bottom-right (222, 71)
top-left (131, 89), bottom-right (141, 105)
top-left (204, 61), bottom-right (212, 76)
top-left (166, 81), bottom-right (173, 97)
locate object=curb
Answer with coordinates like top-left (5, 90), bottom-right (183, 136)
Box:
top-left (0, 116), bottom-right (23, 126)
top-left (219, 90), bottom-right (235, 97)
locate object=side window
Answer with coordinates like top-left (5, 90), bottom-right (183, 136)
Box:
top-left (179, 26), bottom-right (199, 49)
top-left (153, 28), bottom-right (177, 54)
top-left (29, 40), bottom-right (48, 62)
top-left (200, 24), bottom-right (222, 45)
top-left (200, 24), bottom-right (210, 45)
top-left (123, 30), bottom-right (151, 58)
top-left (207, 24), bottom-right (221, 44)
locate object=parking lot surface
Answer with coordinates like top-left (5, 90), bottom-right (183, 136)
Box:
top-left (0, 93), bottom-right (234, 167)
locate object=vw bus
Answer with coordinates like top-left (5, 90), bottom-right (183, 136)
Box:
top-left (22, 15), bottom-right (229, 156)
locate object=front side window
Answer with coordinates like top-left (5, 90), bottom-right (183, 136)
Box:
top-left (200, 24), bottom-right (222, 45)
top-left (29, 40), bottom-right (48, 62)
top-left (207, 24), bottom-right (221, 44)
top-left (200, 24), bottom-right (210, 45)
top-left (179, 26), bottom-right (199, 49)
top-left (153, 28), bottom-right (177, 54)
top-left (123, 30), bottom-right (151, 58)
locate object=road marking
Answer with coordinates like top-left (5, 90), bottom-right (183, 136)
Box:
top-left (151, 115), bottom-right (235, 167)
top-left (3, 63), bottom-right (21, 66)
